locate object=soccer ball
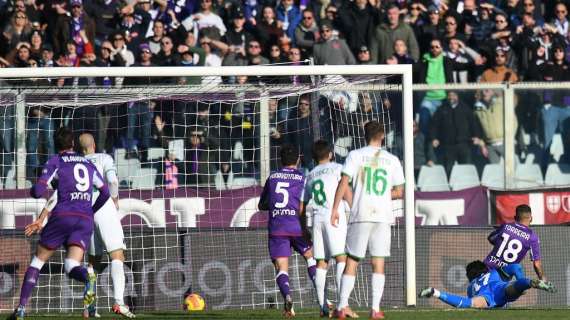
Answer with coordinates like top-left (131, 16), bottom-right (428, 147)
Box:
top-left (183, 293), bottom-right (206, 312)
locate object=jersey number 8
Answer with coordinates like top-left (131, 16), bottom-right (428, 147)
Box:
top-left (496, 233), bottom-right (523, 263)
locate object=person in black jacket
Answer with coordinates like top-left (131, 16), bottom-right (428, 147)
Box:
top-left (337, 0), bottom-right (381, 56)
top-left (429, 91), bottom-right (484, 175)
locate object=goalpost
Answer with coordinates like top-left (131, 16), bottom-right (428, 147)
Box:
top-left (0, 65), bottom-right (415, 312)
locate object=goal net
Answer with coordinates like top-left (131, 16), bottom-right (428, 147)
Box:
top-left (0, 65), bottom-right (414, 313)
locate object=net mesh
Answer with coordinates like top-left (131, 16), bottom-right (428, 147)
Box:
top-left (0, 73), bottom-right (406, 313)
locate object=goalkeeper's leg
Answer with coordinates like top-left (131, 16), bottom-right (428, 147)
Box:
top-left (418, 287), bottom-right (487, 308)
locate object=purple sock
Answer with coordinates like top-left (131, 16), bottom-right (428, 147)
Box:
top-left (307, 265), bottom-right (317, 282)
top-left (68, 266), bottom-right (88, 283)
top-left (276, 272), bottom-right (291, 300)
top-left (19, 267), bottom-right (40, 307)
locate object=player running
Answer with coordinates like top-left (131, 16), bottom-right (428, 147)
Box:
top-left (331, 121), bottom-right (405, 320)
top-left (9, 127), bottom-right (110, 320)
top-left (484, 204), bottom-right (544, 281)
top-left (302, 140), bottom-right (351, 318)
top-left (28, 133), bottom-right (134, 318)
top-left (258, 144), bottom-right (318, 318)
top-left (419, 260), bottom-right (555, 308)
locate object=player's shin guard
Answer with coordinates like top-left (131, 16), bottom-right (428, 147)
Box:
top-left (371, 273), bottom-right (385, 312)
top-left (306, 257), bottom-right (317, 284)
top-left (335, 261), bottom-right (345, 296)
top-left (337, 274), bottom-right (355, 310)
top-left (315, 267), bottom-right (328, 308)
top-left (438, 292), bottom-right (472, 308)
top-left (65, 259), bottom-right (88, 283)
top-left (19, 257), bottom-right (45, 307)
top-left (275, 271), bottom-right (291, 300)
top-left (111, 259), bottom-right (126, 305)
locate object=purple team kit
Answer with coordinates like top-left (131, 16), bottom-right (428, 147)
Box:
top-left (484, 222), bottom-right (541, 270)
top-left (32, 151), bottom-right (109, 252)
top-left (259, 167), bottom-right (311, 259)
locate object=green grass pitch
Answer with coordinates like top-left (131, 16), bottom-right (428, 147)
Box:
top-left (5, 308), bottom-right (570, 319)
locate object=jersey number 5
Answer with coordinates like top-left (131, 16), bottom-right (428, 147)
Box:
top-left (275, 182), bottom-right (290, 208)
top-left (496, 233), bottom-right (523, 263)
top-left (364, 167), bottom-right (387, 196)
top-left (73, 163), bottom-right (90, 192)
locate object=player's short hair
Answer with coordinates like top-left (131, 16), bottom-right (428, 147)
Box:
top-left (280, 144), bottom-right (299, 166)
top-left (54, 127), bottom-right (74, 151)
top-left (312, 140), bottom-right (331, 162)
top-left (515, 204), bottom-right (532, 222)
top-left (465, 260), bottom-right (488, 282)
top-left (364, 121), bottom-right (385, 143)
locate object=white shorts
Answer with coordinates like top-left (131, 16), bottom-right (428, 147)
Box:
top-left (89, 199), bottom-right (126, 256)
top-left (312, 216), bottom-right (347, 260)
top-left (345, 222), bottom-right (391, 260)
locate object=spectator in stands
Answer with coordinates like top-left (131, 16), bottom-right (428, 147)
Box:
top-left (52, 0), bottom-right (95, 58)
top-left (12, 42), bottom-right (32, 67)
top-left (156, 149), bottom-right (180, 189)
top-left (153, 35), bottom-right (177, 67)
top-left (40, 44), bottom-right (54, 68)
top-left (295, 9), bottom-right (319, 59)
top-left (414, 38), bottom-right (472, 135)
top-left (2, 11), bottom-right (32, 56)
top-left (269, 44), bottom-right (285, 63)
top-left (337, 0), bottom-right (380, 56)
top-left (357, 45), bottom-right (373, 64)
top-left (117, 8), bottom-right (147, 50)
top-left (480, 48), bottom-right (519, 83)
top-left (109, 31), bottom-right (134, 67)
top-left (276, 0), bottom-right (301, 41)
top-left (255, 6), bottom-right (283, 51)
top-left (474, 89), bottom-right (507, 164)
top-left (442, 14), bottom-right (466, 50)
top-left (471, 3), bottom-right (497, 50)
top-left (147, 20), bottom-right (165, 55)
top-left (553, 2), bottom-right (569, 42)
top-left (88, 0), bottom-right (120, 46)
top-left (417, 4), bottom-right (443, 54)
top-left (28, 30), bottom-right (43, 61)
top-left (26, 105), bottom-right (54, 180)
top-left (413, 119), bottom-right (435, 180)
top-left (223, 6), bottom-right (254, 55)
top-left (183, 0), bottom-right (226, 39)
top-left (0, 104), bottom-right (14, 188)
top-left (521, 0), bottom-right (544, 28)
top-left (286, 95), bottom-right (313, 170)
top-left (430, 91), bottom-right (484, 175)
top-left (370, 3), bottom-right (419, 64)
top-left (184, 129), bottom-right (215, 186)
top-left (446, 38), bottom-right (482, 82)
top-left (531, 44), bottom-right (570, 167)
top-left (386, 39), bottom-right (416, 64)
top-left (313, 19), bottom-right (355, 65)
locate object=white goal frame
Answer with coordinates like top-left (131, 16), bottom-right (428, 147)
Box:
top-left (0, 64), bottom-right (416, 306)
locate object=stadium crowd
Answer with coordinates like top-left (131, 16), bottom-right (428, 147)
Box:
top-left (0, 0), bottom-right (569, 187)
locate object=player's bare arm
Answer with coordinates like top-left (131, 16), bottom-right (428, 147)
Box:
top-left (25, 208), bottom-right (50, 237)
top-left (391, 185), bottom-right (404, 199)
top-left (331, 174), bottom-right (350, 227)
top-left (533, 260), bottom-right (545, 280)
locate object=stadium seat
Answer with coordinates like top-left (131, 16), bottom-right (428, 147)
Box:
top-left (513, 164), bottom-right (543, 188)
top-left (147, 148), bottom-right (165, 161)
top-left (114, 148), bottom-right (127, 163)
top-left (131, 168), bottom-right (157, 190)
top-left (545, 164), bottom-right (570, 186)
top-left (417, 165), bottom-right (450, 192)
top-left (481, 164), bottom-right (505, 189)
top-left (214, 170), bottom-right (235, 190)
top-left (449, 164), bottom-right (480, 190)
top-left (550, 133), bottom-right (564, 162)
top-left (229, 177), bottom-right (257, 190)
top-left (117, 159), bottom-right (141, 185)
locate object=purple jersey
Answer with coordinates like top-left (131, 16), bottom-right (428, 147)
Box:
top-left (31, 151), bottom-right (109, 220)
top-left (259, 167), bottom-right (305, 237)
top-left (484, 222), bottom-right (541, 269)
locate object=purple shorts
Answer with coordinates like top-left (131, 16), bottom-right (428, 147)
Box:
top-left (268, 235), bottom-right (312, 260)
top-left (39, 215), bottom-right (93, 251)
